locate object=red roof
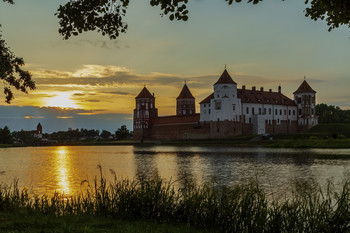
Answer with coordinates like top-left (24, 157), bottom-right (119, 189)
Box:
top-left (293, 80), bottom-right (316, 94)
top-left (135, 87), bottom-right (155, 99)
top-left (199, 93), bottom-right (214, 104)
top-left (200, 89), bottom-right (296, 106)
top-left (214, 69), bottom-right (237, 85)
top-left (177, 84), bottom-right (195, 99)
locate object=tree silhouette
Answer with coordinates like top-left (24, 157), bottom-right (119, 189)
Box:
top-left (0, 29), bottom-right (35, 103)
top-left (56, 0), bottom-right (350, 40)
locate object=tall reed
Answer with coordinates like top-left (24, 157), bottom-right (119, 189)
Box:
top-left (1, 167), bottom-right (350, 233)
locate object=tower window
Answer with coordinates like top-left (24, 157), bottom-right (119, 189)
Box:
top-left (215, 100), bottom-right (221, 110)
top-left (252, 107), bottom-right (255, 115)
top-left (246, 107), bottom-right (249, 114)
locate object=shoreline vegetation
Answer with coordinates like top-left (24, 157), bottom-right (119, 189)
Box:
top-left (1, 167), bottom-right (350, 232)
top-left (1, 123), bottom-right (350, 149)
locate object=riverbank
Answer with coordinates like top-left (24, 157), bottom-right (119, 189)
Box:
top-left (2, 123), bottom-right (349, 149)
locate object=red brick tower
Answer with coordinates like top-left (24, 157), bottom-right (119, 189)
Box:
top-left (133, 86), bottom-right (158, 140)
top-left (176, 83), bottom-right (195, 116)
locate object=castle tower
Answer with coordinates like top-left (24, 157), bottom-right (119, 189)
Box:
top-left (133, 86), bottom-right (158, 140)
top-left (176, 83), bottom-right (195, 116)
top-left (293, 80), bottom-right (318, 128)
top-left (37, 123), bottom-right (42, 134)
top-left (210, 69), bottom-right (241, 121)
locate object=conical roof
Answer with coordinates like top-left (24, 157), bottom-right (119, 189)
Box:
top-left (214, 69), bottom-right (237, 85)
top-left (177, 83), bottom-right (195, 99)
top-left (293, 80), bottom-right (316, 94)
top-left (135, 87), bottom-right (155, 99)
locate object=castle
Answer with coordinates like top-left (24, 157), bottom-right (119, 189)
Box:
top-left (133, 69), bottom-right (318, 140)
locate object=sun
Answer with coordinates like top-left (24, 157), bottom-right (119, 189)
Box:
top-left (44, 92), bottom-right (79, 109)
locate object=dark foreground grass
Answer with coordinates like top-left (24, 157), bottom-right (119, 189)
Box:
top-left (1, 167), bottom-right (350, 232)
top-left (0, 208), bottom-right (204, 233)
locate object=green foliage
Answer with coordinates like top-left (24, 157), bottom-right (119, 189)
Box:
top-left (305, 0), bottom-right (350, 31)
top-left (11, 130), bottom-right (37, 145)
top-left (100, 129), bottom-right (112, 139)
top-left (316, 103), bottom-right (350, 124)
top-left (0, 126), bottom-right (12, 144)
top-left (54, 0), bottom-right (350, 40)
top-left (2, 169), bottom-right (350, 232)
top-left (115, 125), bottom-right (132, 140)
top-left (0, 30), bottom-right (35, 103)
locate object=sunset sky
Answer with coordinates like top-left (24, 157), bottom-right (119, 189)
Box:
top-left (1, 0), bottom-right (350, 133)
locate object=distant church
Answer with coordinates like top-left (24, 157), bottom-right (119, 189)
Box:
top-left (133, 69), bottom-right (318, 140)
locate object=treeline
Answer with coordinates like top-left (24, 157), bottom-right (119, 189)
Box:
top-left (0, 125), bottom-right (132, 145)
top-left (316, 104), bottom-right (350, 124)
top-left (47, 125), bottom-right (132, 141)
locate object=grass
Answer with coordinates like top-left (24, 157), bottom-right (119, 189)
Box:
top-left (0, 209), bottom-right (204, 233)
top-left (1, 166), bottom-right (350, 232)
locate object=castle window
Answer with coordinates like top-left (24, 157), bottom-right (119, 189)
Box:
top-left (217, 95), bottom-right (220, 98)
top-left (215, 100), bottom-right (221, 110)
top-left (279, 109), bottom-right (282, 115)
top-left (298, 97), bottom-right (302, 104)
top-left (311, 108), bottom-right (314, 115)
top-left (289, 110), bottom-right (291, 115)
top-left (249, 118), bottom-right (252, 123)
top-left (277, 119), bottom-right (280, 124)
top-left (252, 107), bottom-right (255, 115)
top-left (209, 109), bottom-right (211, 114)
top-left (259, 108), bottom-right (261, 114)
top-left (269, 108), bottom-right (272, 115)
top-left (299, 109), bottom-right (302, 115)
top-left (275, 109), bottom-right (277, 115)
top-left (264, 108), bottom-right (266, 114)
top-left (293, 110), bottom-right (295, 115)
top-left (204, 104), bottom-right (206, 107)
top-left (288, 119), bottom-right (291, 125)
top-left (232, 104), bottom-right (236, 111)
top-left (284, 110), bottom-right (287, 115)
top-left (246, 107), bottom-right (249, 114)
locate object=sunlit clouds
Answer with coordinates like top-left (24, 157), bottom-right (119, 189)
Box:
top-left (44, 92), bottom-right (79, 109)
top-left (5, 63), bottom-right (343, 116)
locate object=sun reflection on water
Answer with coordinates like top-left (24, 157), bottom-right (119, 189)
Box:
top-left (55, 147), bottom-right (71, 194)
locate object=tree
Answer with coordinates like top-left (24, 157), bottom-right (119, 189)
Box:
top-left (100, 130), bottom-right (112, 139)
top-left (0, 126), bottom-right (13, 144)
top-left (56, 0), bottom-right (350, 40)
top-left (316, 103), bottom-right (350, 124)
top-left (1, 0), bottom-right (35, 103)
top-left (115, 125), bottom-right (131, 140)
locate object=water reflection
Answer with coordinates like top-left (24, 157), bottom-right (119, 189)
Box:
top-left (54, 147), bottom-right (71, 194)
top-left (1, 146), bottom-right (350, 197)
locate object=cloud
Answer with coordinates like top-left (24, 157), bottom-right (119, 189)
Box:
top-left (101, 91), bottom-right (132, 96)
top-left (56, 116), bottom-right (74, 119)
top-left (52, 39), bottom-right (130, 50)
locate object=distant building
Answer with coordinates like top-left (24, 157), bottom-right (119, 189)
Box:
top-left (33, 123), bottom-right (43, 139)
top-left (133, 69), bottom-right (318, 140)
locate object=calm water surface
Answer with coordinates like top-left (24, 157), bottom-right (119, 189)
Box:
top-left (1, 146), bottom-right (350, 196)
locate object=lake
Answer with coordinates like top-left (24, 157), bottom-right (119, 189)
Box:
top-left (1, 145), bottom-right (350, 197)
